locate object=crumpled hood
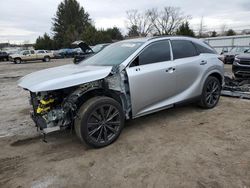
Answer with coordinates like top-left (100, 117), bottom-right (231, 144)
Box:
top-left (18, 64), bottom-right (113, 92)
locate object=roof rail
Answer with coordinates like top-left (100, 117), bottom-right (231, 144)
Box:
top-left (148, 35), bottom-right (195, 41)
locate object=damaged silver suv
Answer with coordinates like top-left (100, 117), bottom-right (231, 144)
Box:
top-left (18, 36), bottom-right (224, 148)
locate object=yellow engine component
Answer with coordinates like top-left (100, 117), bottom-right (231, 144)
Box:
top-left (36, 98), bottom-right (55, 114)
top-left (40, 98), bottom-right (54, 105)
top-left (36, 106), bottom-right (51, 114)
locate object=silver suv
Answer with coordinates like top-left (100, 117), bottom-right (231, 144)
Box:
top-left (18, 36), bottom-right (224, 148)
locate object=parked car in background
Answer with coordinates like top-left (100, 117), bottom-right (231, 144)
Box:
top-left (73, 41), bottom-right (110, 63)
top-left (222, 46), bottom-right (250, 64)
top-left (232, 49), bottom-right (250, 78)
top-left (0, 51), bottom-right (9, 61)
top-left (53, 48), bottom-right (81, 59)
top-left (9, 50), bottom-right (54, 64)
top-left (18, 36), bottom-right (224, 148)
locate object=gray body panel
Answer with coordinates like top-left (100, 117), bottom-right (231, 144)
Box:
top-left (126, 60), bottom-right (177, 116)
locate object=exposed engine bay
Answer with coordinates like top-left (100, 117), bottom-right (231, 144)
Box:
top-left (29, 71), bottom-right (131, 135)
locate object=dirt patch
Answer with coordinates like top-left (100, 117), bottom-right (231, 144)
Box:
top-left (10, 136), bottom-right (40, 147)
top-left (0, 156), bottom-right (26, 187)
top-left (19, 108), bottom-right (30, 116)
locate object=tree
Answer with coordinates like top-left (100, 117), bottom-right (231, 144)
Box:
top-left (34, 33), bottom-right (54, 50)
top-left (226, 29), bottom-right (236, 36)
top-left (176, 21), bottom-right (195, 37)
top-left (52, 0), bottom-right (91, 48)
top-left (106, 27), bottom-right (123, 40)
top-left (126, 9), bottom-right (153, 37)
top-left (148, 7), bottom-right (189, 35)
top-left (81, 25), bottom-right (112, 45)
top-left (127, 25), bottom-right (140, 37)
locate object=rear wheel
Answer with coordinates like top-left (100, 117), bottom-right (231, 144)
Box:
top-left (14, 58), bottom-right (21, 64)
top-left (199, 76), bottom-right (221, 109)
top-left (75, 96), bottom-right (124, 148)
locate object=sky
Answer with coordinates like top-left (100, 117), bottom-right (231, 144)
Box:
top-left (0, 0), bottom-right (250, 44)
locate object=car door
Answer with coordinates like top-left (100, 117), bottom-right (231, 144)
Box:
top-left (29, 50), bottom-right (37, 60)
top-left (36, 50), bottom-right (45, 59)
top-left (22, 50), bottom-right (31, 60)
top-left (126, 40), bottom-right (177, 117)
top-left (171, 40), bottom-right (207, 99)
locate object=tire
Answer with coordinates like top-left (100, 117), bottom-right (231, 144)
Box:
top-left (75, 96), bottom-right (125, 148)
top-left (14, 58), bottom-right (21, 64)
top-left (199, 76), bottom-right (221, 109)
top-left (43, 56), bottom-right (50, 62)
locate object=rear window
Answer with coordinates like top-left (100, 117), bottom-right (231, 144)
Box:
top-left (171, 40), bottom-right (198, 60)
top-left (193, 42), bottom-right (216, 54)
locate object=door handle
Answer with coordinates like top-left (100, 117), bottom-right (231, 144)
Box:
top-left (200, 60), bottom-right (207, 65)
top-left (166, 67), bottom-right (176, 73)
top-left (135, 68), bottom-right (140, 71)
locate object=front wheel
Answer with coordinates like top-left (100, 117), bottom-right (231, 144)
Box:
top-left (43, 56), bottom-right (50, 62)
top-left (199, 76), bottom-right (221, 109)
top-left (75, 96), bottom-right (125, 148)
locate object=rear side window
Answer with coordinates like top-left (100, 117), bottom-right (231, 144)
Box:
top-left (171, 40), bottom-right (198, 60)
top-left (139, 40), bottom-right (171, 65)
top-left (193, 42), bottom-right (216, 54)
top-left (37, 50), bottom-right (45, 53)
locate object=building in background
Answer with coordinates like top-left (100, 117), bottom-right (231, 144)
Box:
top-left (204, 35), bottom-right (250, 54)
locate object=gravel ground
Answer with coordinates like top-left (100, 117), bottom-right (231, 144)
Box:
top-left (0, 60), bottom-right (249, 188)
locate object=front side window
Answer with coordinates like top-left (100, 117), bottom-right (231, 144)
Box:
top-left (30, 50), bottom-right (35, 54)
top-left (138, 40), bottom-right (171, 66)
top-left (171, 40), bottom-right (198, 60)
top-left (22, 50), bottom-right (30, 55)
top-left (37, 50), bottom-right (45, 53)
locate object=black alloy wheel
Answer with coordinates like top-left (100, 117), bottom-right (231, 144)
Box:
top-left (87, 104), bottom-right (121, 144)
top-left (199, 76), bottom-right (221, 109)
top-left (75, 96), bottom-right (124, 148)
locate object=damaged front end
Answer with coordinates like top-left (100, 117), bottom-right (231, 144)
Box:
top-left (29, 81), bottom-right (102, 134)
top-left (30, 90), bottom-right (73, 134)
top-left (28, 70), bottom-right (131, 136)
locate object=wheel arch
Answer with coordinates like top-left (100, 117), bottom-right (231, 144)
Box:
top-left (77, 88), bottom-right (123, 109)
top-left (199, 70), bottom-right (224, 95)
top-left (14, 57), bottom-right (22, 61)
top-left (208, 72), bottom-right (223, 85)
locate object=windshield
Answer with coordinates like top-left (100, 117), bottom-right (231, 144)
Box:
top-left (80, 41), bottom-right (143, 66)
